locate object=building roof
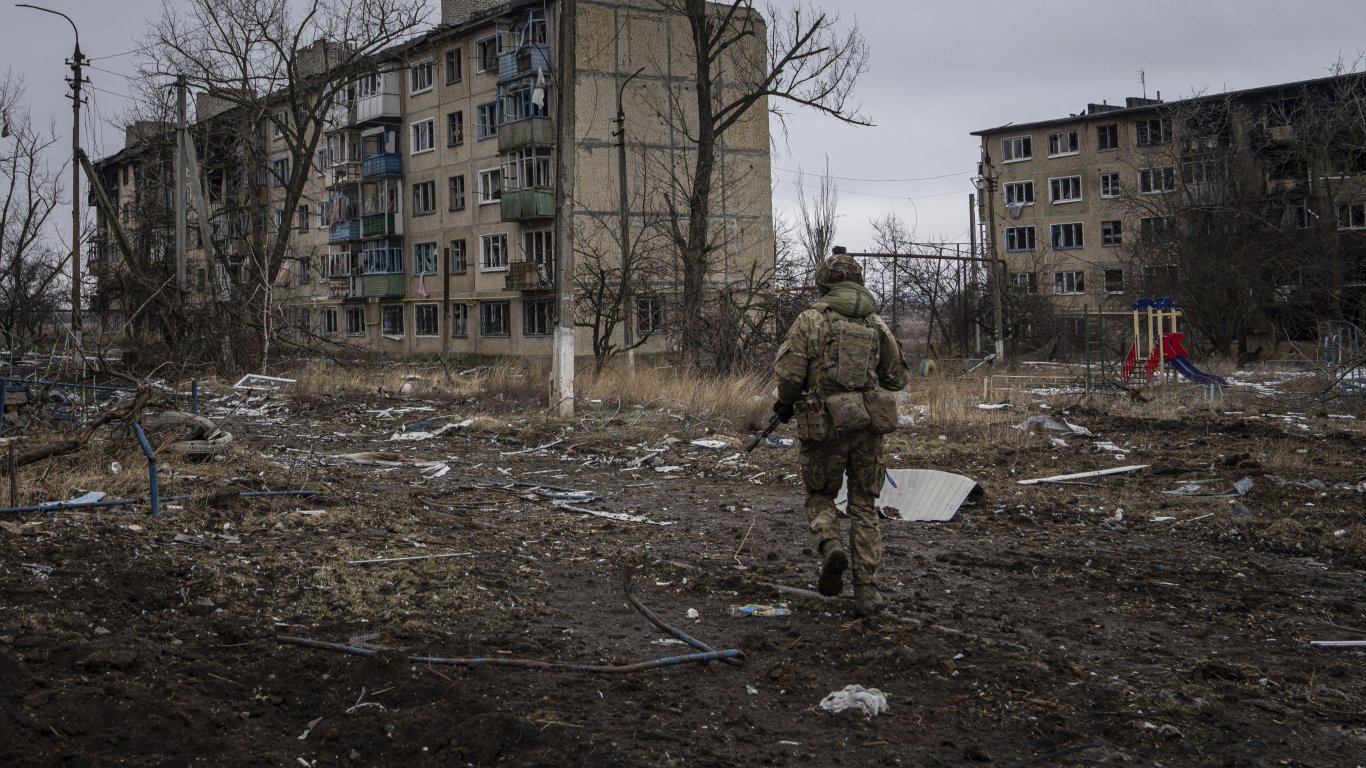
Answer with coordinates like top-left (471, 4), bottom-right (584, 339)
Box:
top-left (970, 70), bottom-right (1366, 137)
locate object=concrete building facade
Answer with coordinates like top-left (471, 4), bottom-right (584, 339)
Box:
top-left (91, 0), bottom-right (774, 360)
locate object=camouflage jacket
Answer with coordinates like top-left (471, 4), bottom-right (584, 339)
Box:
top-left (774, 281), bottom-right (908, 405)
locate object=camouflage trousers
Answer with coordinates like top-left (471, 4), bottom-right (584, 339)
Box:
top-left (798, 430), bottom-right (885, 587)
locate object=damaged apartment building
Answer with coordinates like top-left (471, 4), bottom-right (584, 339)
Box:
top-left (89, 0), bottom-right (774, 358)
top-left (973, 72), bottom-right (1366, 352)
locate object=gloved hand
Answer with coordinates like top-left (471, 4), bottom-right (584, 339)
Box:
top-left (773, 400), bottom-right (795, 423)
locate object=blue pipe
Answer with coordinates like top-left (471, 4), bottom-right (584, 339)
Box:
top-left (191, 379), bottom-right (199, 414)
top-left (133, 423), bottom-right (159, 517)
top-left (0, 489), bottom-right (324, 515)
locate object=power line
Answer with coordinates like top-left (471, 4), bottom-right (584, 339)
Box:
top-left (774, 176), bottom-right (969, 202)
top-left (773, 166), bottom-right (970, 184)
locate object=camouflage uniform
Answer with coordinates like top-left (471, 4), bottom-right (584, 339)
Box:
top-left (774, 256), bottom-right (907, 610)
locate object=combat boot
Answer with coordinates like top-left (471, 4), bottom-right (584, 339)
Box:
top-left (853, 584), bottom-right (884, 617)
top-left (816, 540), bottom-right (849, 597)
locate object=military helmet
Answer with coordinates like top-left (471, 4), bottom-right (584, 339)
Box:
top-left (815, 247), bottom-right (863, 288)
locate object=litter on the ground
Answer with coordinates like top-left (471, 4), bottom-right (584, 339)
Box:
top-left (766, 436), bottom-right (795, 448)
top-left (1014, 415), bottom-right (1094, 437)
top-left (976, 403), bottom-right (1011, 410)
top-left (690, 438), bottom-right (731, 451)
top-left (1017, 465), bottom-right (1148, 485)
top-left (819, 684), bottom-right (889, 717)
top-left (551, 500), bottom-right (673, 526)
top-left (38, 491), bottom-right (106, 508)
top-left (836, 469), bottom-right (982, 522)
top-left (1308, 640), bottom-right (1366, 648)
top-left (729, 604), bottom-right (791, 617)
top-left (233, 373), bottom-right (296, 391)
top-left (348, 552), bottom-right (472, 565)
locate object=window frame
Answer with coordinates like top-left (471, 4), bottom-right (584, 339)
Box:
top-left (1101, 220), bottom-right (1123, 246)
top-left (1100, 172), bottom-right (1121, 198)
top-left (411, 180), bottom-right (436, 216)
top-left (1048, 175), bottom-right (1083, 204)
top-left (1003, 180), bottom-right (1034, 206)
top-left (636, 296), bottom-right (666, 334)
top-left (1104, 268), bottom-right (1125, 295)
top-left (412, 241), bottom-right (438, 275)
top-left (1097, 124), bottom-right (1119, 152)
top-left (522, 298), bottom-right (555, 336)
top-left (1136, 117), bottom-right (1173, 147)
top-left (475, 35), bottom-right (500, 73)
top-left (319, 307), bottom-right (338, 337)
top-left (1001, 135), bottom-right (1032, 163)
top-left (450, 302), bottom-right (469, 338)
top-left (409, 60), bottom-right (434, 95)
top-left (1053, 270), bottom-right (1086, 295)
top-left (1009, 271), bottom-right (1038, 294)
top-left (381, 304), bottom-right (405, 336)
top-left (478, 168), bottom-right (503, 204)
top-left (480, 232), bottom-right (509, 271)
top-left (448, 239), bottom-right (468, 273)
top-left (414, 302), bottom-right (440, 337)
top-left (445, 48), bottom-right (463, 84)
top-left (448, 175), bottom-right (466, 211)
top-left (410, 118), bottom-right (435, 155)
top-left (447, 110), bottom-right (464, 146)
top-left (1004, 226), bottom-right (1036, 252)
top-left (475, 101), bottom-right (500, 139)
top-left (345, 306), bottom-right (365, 336)
top-left (1138, 167), bottom-right (1175, 195)
top-left (1339, 201), bottom-right (1366, 230)
top-left (1047, 129), bottom-right (1079, 157)
top-left (1050, 222), bottom-right (1084, 250)
top-left (479, 300), bottom-right (511, 337)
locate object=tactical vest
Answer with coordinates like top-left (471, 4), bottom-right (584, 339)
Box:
top-left (812, 303), bottom-right (882, 396)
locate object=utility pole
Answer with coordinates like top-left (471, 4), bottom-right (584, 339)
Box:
top-left (613, 66), bottom-right (644, 367)
top-left (982, 171), bottom-right (1004, 365)
top-left (19, 5), bottom-right (86, 345)
top-left (969, 193), bottom-right (980, 354)
top-left (550, 0), bottom-right (577, 417)
top-left (175, 74), bottom-right (188, 291)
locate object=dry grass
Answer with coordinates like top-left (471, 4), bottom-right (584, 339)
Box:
top-left (576, 363), bottom-right (772, 429)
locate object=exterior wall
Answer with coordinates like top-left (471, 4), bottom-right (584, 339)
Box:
top-left (94, 0), bottom-right (775, 361)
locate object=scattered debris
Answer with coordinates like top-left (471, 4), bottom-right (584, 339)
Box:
top-left (819, 684), bottom-right (889, 717)
top-left (347, 552), bottom-right (472, 566)
top-left (233, 374), bottom-right (296, 391)
top-left (729, 604), bottom-right (791, 617)
top-left (1308, 640), bottom-right (1366, 648)
top-left (1014, 415), bottom-right (1094, 437)
top-left (1017, 465), bottom-right (1148, 485)
top-left (836, 469), bottom-right (983, 522)
top-left (38, 491), bottom-right (106, 508)
top-left (551, 500), bottom-right (673, 526)
top-left (765, 436), bottom-right (795, 449)
top-left (689, 438), bottom-right (732, 451)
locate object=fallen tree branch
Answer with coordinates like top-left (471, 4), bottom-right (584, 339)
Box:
top-left (4, 386), bottom-right (153, 473)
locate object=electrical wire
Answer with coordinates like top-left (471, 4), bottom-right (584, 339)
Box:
top-left (773, 166), bottom-right (970, 184)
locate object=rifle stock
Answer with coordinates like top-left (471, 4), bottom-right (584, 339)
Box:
top-left (745, 414), bottom-right (783, 452)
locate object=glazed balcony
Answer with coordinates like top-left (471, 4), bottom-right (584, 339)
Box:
top-left (362, 153), bottom-right (402, 178)
top-left (328, 219), bottom-right (361, 243)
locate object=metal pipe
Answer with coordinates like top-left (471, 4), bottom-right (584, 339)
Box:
top-left (0, 490), bottom-right (323, 515)
top-left (133, 422), bottom-right (159, 517)
top-left (0, 376), bottom-right (138, 393)
top-left (276, 635), bottom-right (741, 673)
top-left (191, 379), bottom-right (199, 414)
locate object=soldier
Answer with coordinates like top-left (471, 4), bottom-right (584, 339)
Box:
top-left (772, 247), bottom-right (907, 616)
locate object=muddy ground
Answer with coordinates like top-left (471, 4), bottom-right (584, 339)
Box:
top-left (1, 376), bottom-right (1364, 767)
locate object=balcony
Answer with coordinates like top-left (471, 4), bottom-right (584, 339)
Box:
top-left (500, 188), bottom-right (555, 221)
top-left (353, 74), bottom-right (401, 125)
top-left (362, 153), bottom-right (402, 178)
top-left (327, 162), bottom-right (362, 189)
top-left (505, 260), bottom-right (552, 291)
top-left (498, 116), bottom-right (554, 152)
top-left (329, 219), bottom-right (361, 243)
top-left (362, 212), bottom-right (400, 238)
top-left (355, 273), bottom-right (405, 298)
top-left (498, 44), bottom-right (550, 83)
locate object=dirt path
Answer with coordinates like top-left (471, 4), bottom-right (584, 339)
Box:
top-left (2, 390), bottom-right (1363, 766)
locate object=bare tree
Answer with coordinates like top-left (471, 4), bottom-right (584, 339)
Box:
top-left (656, 0), bottom-right (870, 368)
top-left (139, 0), bottom-right (426, 366)
top-left (794, 156), bottom-right (839, 277)
top-left (0, 74), bottom-right (66, 347)
top-left (573, 209), bottom-right (673, 369)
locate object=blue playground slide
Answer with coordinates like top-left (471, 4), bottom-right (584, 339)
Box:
top-left (1169, 355), bottom-right (1228, 386)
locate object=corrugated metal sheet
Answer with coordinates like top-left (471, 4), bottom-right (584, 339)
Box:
top-left (836, 469), bottom-right (982, 522)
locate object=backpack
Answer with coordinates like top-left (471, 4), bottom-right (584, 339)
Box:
top-left (815, 306), bottom-right (881, 396)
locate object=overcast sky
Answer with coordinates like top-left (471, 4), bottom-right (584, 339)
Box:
top-left (3, 0), bottom-right (1363, 253)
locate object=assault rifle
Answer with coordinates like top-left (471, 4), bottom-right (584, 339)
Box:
top-left (744, 414), bottom-right (783, 452)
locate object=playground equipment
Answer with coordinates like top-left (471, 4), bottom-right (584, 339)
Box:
top-left (1319, 320), bottom-right (1364, 405)
top-left (1122, 298), bottom-right (1226, 387)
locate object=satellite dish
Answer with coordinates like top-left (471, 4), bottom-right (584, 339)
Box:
top-left (1006, 202), bottom-right (1024, 219)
